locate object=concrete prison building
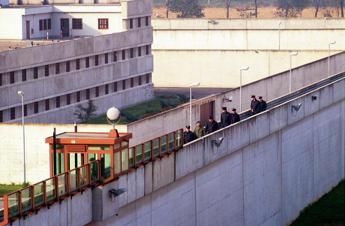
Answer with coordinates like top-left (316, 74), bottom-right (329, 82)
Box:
top-left (0, 0), bottom-right (154, 123)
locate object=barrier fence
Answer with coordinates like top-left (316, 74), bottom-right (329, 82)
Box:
top-left (0, 128), bottom-right (184, 226)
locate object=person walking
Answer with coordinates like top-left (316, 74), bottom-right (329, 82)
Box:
top-left (194, 121), bottom-right (203, 138)
top-left (204, 116), bottom-right (219, 134)
top-left (220, 107), bottom-right (232, 128)
top-left (258, 96), bottom-right (267, 112)
top-left (250, 95), bottom-right (260, 115)
top-left (183, 126), bottom-right (196, 144)
top-left (231, 108), bottom-right (240, 123)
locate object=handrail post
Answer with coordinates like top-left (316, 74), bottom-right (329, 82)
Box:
top-left (54, 176), bottom-right (59, 200)
top-left (76, 168), bottom-right (80, 191)
top-left (1, 195), bottom-right (9, 226)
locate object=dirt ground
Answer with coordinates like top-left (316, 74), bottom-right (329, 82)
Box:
top-left (153, 6), bottom-right (344, 19)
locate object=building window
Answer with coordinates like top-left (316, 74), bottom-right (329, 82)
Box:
top-left (145, 16), bottom-right (149, 26)
top-left (47, 19), bottom-right (51, 30)
top-left (0, 111), bottom-right (3, 122)
top-left (105, 84), bottom-right (109, 94)
top-left (66, 94), bottom-right (71, 105)
top-left (130, 48), bottom-right (134, 58)
top-left (34, 67), bottom-right (38, 79)
top-left (72, 18), bottom-right (83, 29)
top-left (10, 72), bottom-right (15, 84)
top-left (113, 82), bottom-right (117, 92)
top-left (39, 20), bottom-right (43, 31)
top-left (122, 80), bottom-right (126, 90)
top-left (45, 65), bottom-right (49, 77)
top-left (56, 97), bottom-right (60, 108)
top-left (138, 47), bottom-right (141, 56)
top-left (98, 18), bottom-right (109, 29)
top-left (86, 57), bottom-right (90, 68)
top-left (105, 53), bottom-right (108, 64)
top-left (55, 63), bottom-right (60, 74)
top-left (45, 99), bottom-right (50, 111)
top-left (122, 50), bottom-right (126, 60)
top-left (66, 61), bottom-right (70, 72)
top-left (129, 19), bottom-right (133, 29)
top-left (76, 59), bottom-right (80, 70)
top-left (10, 108), bottom-right (15, 120)
top-left (130, 78), bottom-right (134, 87)
top-left (113, 52), bottom-right (117, 62)
top-left (139, 76), bottom-right (142, 85)
top-left (146, 45), bottom-right (150, 55)
top-left (137, 18), bottom-right (141, 28)
top-left (44, 20), bottom-right (47, 30)
top-left (86, 89), bottom-right (90, 100)
top-left (0, 74), bottom-right (2, 86)
top-left (146, 74), bottom-right (150, 83)
top-left (34, 102), bottom-right (39, 114)
top-left (77, 91), bottom-right (81, 102)
top-left (24, 105), bottom-right (27, 116)
top-left (95, 55), bottom-right (99, 66)
top-left (95, 87), bottom-right (99, 97)
top-left (22, 69), bottom-right (27, 81)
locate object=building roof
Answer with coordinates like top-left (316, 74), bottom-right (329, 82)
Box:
top-left (0, 39), bottom-right (66, 52)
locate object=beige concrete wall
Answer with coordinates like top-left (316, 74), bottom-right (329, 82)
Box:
top-left (151, 18), bottom-right (345, 88)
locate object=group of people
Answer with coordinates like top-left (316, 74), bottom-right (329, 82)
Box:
top-left (250, 95), bottom-right (267, 115)
top-left (183, 107), bottom-right (241, 144)
top-left (183, 95), bottom-right (268, 144)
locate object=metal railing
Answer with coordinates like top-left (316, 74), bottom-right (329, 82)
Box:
top-left (0, 129), bottom-right (184, 226)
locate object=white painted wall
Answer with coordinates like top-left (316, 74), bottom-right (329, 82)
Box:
top-left (0, 9), bottom-right (24, 39)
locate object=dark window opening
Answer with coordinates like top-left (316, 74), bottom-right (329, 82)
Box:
top-left (66, 61), bottom-right (70, 72)
top-left (85, 57), bottom-right (90, 68)
top-left (95, 87), bottom-right (99, 97)
top-left (113, 82), bottom-right (117, 92)
top-left (0, 111), bottom-right (2, 122)
top-left (24, 105), bottom-right (27, 116)
top-left (98, 18), bottom-right (109, 29)
top-left (45, 99), bottom-right (50, 111)
top-left (146, 74), bottom-right (150, 83)
top-left (130, 48), bottom-right (134, 58)
top-left (138, 47), bottom-right (141, 56)
top-left (22, 69), bottom-right (27, 81)
top-left (113, 52), bottom-right (117, 62)
top-left (34, 102), bottom-right (39, 113)
top-left (34, 67), bottom-right (38, 79)
top-left (145, 16), bottom-right (149, 26)
top-left (10, 108), bottom-right (15, 120)
top-left (86, 89), bottom-right (90, 100)
top-left (130, 78), bottom-right (134, 87)
top-left (95, 55), bottom-right (99, 66)
top-left (43, 19), bottom-right (47, 30)
top-left (105, 84), bottom-right (109, 94)
top-left (47, 19), bottom-right (51, 30)
top-left (45, 65), bottom-right (49, 77)
top-left (129, 19), bottom-right (133, 29)
top-left (0, 74), bottom-right (2, 86)
top-left (10, 72), bottom-right (15, 84)
top-left (72, 18), bottom-right (83, 29)
top-left (55, 63), bottom-right (60, 74)
top-left (39, 20), bottom-right (43, 31)
top-left (137, 18), bottom-right (141, 28)
top-left (77, 91), bottom-right (81, 102)
top-left (56, 97), bottom-right (60, 108)
top-left (122, 50), bottom-right (126, 60)
top-left (67, 94), bottom-right (71, 105)
top-left (122, 80), bottom-right (126, 90)
top-left (139, 76), bottom-right (142, 85)
top-left (146, 45), bottom-right (150, 55)
top-left (76, 59), bottom-right (80, 70)
top-left (105, 53), bottom-right (108, 64)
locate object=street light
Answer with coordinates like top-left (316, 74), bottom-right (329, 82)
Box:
top-left (328, 41), bottom-right (336, 78)
top-left (278, 21), bottom-right (282, 50)
top-left (17, 91), bottom-right (26, 184)
top-left (289, 51), bottom-right (298, 93)
top-left (239, 66), bottom-right (249, 112)
top-left (189, 82), bottom-right (200, 127)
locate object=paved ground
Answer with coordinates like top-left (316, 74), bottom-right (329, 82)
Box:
top-left (154, 87), bottom-right (231, 99)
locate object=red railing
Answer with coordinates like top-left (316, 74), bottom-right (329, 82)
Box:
top-left (0, 129), bottom-right (184, 226)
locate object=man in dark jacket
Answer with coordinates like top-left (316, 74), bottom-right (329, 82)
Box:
top-left (220, 107), bottom-right (232, 127)
top-left (258, 96), bottom-right (267, 112)
top-left (231, 108), bottom-right (240, 123)
top-left (183, 126), bottom-right (196, 144)
top-left (204, 116), bottom-right (219, 134)
top-left (250, 95), bottom-right (260, 115)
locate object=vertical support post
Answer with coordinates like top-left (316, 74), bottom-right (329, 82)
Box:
top-left (53, 128), bottom-right (57, 176)
top-left (189, 87), bottom-right (192, 127)
top-left (2, 195), bottom-right (9, 225)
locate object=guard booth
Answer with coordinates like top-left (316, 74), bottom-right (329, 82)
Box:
top-left (45, 129), bottom-right (132, 183)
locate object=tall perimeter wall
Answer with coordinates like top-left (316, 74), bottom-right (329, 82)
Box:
top-left (9, 71), bottom-right (345, 226)
top-left (152, 19), bottom-right (345, 88)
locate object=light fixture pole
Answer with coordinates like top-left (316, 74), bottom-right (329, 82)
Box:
top-left (239, 66), bottom-right (249, 112)
top-left (289, 51), bottom-right (298, 93)
top-left (189, 82), bottom-right (200, 126)
top-left (17, 91), bottom-right (26, 184)
top-left (328, 41), bottom-right (336, 78)
top-left (278, 21), bottom-right (282, 50)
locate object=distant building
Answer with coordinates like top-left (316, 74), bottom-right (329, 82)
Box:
top-left (0, 0), bottom-right (154, 123)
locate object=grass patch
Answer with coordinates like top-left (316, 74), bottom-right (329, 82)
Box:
top-left (87, 94), bottom-right (188, 124)
top-left (291, 180), bottom-right (345, 226)
top-left (0, 183), bottom-right (28, 196)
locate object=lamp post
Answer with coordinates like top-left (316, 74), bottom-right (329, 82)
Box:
top-left (239, 66), bottom-right (249, 112)
top-left (17, 91), bottom-right (26, 184)
top-left (278, 21), bottom-right (282, 50)
top-left (328, 41), bottom-right (336, 77)
top-left (289, 51), bottom-right (298, 93)
top-left (189, 82), bottom-right (200, 127)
